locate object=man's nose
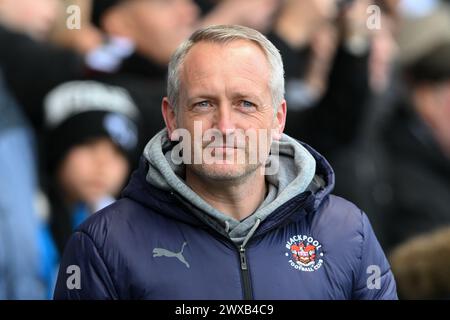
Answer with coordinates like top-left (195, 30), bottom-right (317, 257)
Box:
top-left (213, 105), bottom-right (236, 134)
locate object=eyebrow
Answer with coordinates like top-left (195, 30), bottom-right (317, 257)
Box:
top-left (186, 92), bottom-right (263, 105)
top-left (187, 94), bottom-right (217, 103)
top-left (231, 92), bottom-right (261, 102)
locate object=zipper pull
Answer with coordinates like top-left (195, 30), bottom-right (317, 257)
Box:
top-left (239, 246), bottom-right (248, 270)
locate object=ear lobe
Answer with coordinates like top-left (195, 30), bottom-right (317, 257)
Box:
top-left (273, 100), bottom-right (287, 140)
top-left (272, 131), bottom-right (282, 140)
top-left (161, 97), bottom-right (178, 139)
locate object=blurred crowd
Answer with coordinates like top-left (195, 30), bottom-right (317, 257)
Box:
top-left (0, 0), bottom-right (449, 299)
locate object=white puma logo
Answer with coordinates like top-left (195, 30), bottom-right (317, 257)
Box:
top-left (153, 242), bottom-right (190, 268)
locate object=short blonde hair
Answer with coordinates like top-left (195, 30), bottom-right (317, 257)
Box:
top-left (167, 25), bottom-right (285, 110)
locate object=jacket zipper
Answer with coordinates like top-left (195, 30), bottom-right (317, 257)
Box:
top-left (238, 245), bottom-right (253, 300)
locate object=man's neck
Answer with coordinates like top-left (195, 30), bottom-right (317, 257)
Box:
top-left (185, 169), bottom-right (267, 221)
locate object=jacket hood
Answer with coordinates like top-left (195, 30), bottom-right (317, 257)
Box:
top-left (122, 129), bottom-right (335, 245)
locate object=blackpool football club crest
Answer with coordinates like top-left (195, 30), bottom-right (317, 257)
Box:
top-left (285, 234), bottom-right (324, 272)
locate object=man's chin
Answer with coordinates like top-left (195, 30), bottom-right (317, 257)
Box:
top-left (190, 163), bottom-right (260, 181)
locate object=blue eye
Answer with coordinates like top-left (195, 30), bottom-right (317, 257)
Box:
top-left (241, 100), bottom-right (255, 108)
top-left (195, 101), bottom-right (210, 108)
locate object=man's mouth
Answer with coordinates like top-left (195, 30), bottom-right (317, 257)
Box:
top-left (204, 143), bottom-right (245, 149)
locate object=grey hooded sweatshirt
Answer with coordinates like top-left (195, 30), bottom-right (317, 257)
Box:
top-left (144, 129), bottom-right (321, 247)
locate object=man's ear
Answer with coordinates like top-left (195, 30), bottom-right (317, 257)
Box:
top-left (272, 99), bottom-right (287, 140)
top-left (162, 97), bottom-right (178, 140)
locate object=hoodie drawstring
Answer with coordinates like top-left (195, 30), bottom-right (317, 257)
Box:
top-left (224, 220), bottom-right (230, 233)
top-left (242, 218), bottom-right (261, 248)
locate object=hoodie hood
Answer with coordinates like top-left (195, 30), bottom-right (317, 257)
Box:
top-left (135, 129), bottom-right (331, 246)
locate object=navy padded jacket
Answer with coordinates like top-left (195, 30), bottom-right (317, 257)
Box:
top-left (54, 144), bottom-right (397, 300)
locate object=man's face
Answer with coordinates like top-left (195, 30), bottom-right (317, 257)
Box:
top-left (163, 40), bottom-right (286, 182)
top-left (429, 81), bottom-right (450, 153)
top-left (414, 80), bottom-right (450, 157)
top-left (58, 138), bottom-right (130, 205)
top-left (312, 0), bottom-right (338, 20)
top-left (288, 0), bottom-right (338, 20)
top-left (0, 0), bottom-right (60, 39)
top-left (116, 0), bottom-right (199, 65)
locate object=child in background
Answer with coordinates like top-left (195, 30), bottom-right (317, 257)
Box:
top-left (39, 81), bottom-right (140, 296)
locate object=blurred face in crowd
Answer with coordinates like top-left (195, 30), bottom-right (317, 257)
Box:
top-left (103, 0), bottom-right (199, 65)
top-left (58, 138), bottom-right (130, 205)
top-left (162, 40), bottom-right (286, 182)
top-left (415, 80), bottom-right (450, 157)
top-left (287, 0), bottom-right (338, 20)
top-left (314, 0), bottom-right (339, 19)
top-left (0, 0), bottom-right (60, 39)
